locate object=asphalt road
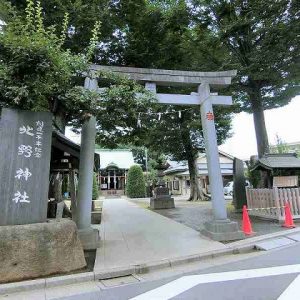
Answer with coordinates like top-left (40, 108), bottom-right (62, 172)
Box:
top-left (99, 243), bottom-right (300, 300)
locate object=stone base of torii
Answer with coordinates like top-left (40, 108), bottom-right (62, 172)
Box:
top-left (76, 66), bottom-right (244, 246)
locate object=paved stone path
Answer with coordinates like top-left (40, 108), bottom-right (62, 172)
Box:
top-left (94, 197), bottom-right (227, 273)
top-left (129, 196), bottom-right (288, 239)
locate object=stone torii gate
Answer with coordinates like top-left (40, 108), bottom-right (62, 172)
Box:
top-left (77, 66), bottom-right (243, 248)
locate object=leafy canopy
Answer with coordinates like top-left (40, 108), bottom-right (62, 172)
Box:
top-left (5, 0), bottom-right (111, 53)
top-left (191, 0), bottom-right (300, 111)
top-left (0, 0), bottom-right (155, 140)
top-left (0, 0), bottom-right (99, 116)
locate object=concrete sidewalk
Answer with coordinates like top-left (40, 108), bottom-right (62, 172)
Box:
top-left (94, 197), bottom-right (227, 275)
top-left (3, 198), bottom-right (300, 299)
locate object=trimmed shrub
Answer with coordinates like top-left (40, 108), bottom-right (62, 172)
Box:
top-left (92, 173), bottom-right (99, 200)
top-left (126, 165), bottom-right (146, 198)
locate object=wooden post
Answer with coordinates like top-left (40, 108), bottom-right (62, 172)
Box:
top-left (295, 188), bottom-right (300, 215)
top-left (273, 187), bottom-right (282, 221)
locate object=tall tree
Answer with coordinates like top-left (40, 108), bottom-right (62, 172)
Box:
top-left (0, 0), bottom-right (153, 134)
top-left (192, 0), bottom-right (300, 157)
top-left (3, 0), bottom-right (238, 201)
top-left (96, 0), bottom-right (191, 68)
top-left (96, 0), bottom-right (236, 200)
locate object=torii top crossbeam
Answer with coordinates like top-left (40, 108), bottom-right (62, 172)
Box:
top-left (90, 64), bottom-right (237, 89)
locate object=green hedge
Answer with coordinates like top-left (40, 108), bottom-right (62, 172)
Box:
top-left (126, 165), bottom-right (146, 198)
top-left (92, 173), bottom-right (99, 200)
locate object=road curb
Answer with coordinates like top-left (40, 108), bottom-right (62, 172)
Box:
top-left (1, 227), bottom-right (300, 295)
top-left (0, 279), bottom-right (46, 295)
top-left (228, 227), bottom-right (300, 249)
top-left (45, 272), bottom-right (95, 288)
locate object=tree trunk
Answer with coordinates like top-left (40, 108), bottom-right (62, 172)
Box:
top-left (249, 87), bottom-right (270, 157)
top-left (48, 172), bottom-right (63, 218)
top-left (53, 173), bottom-right (63, 203)
top-left (179, 112), bottom-right (206, 201)
top-left (187, 154), bottom-right (206, 201)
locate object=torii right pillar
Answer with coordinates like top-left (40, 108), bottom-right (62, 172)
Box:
top-left (199, 83), bottom-right (244, 241)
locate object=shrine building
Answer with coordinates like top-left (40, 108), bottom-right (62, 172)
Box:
top-left (95, 148), bottom-right (135, 196)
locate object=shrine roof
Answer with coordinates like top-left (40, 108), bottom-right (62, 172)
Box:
top-left (52, 130), bottom-right (80, 158)
top-left (52, 130), bottom-right (100, 171)
top-left (252, 153), bottom-right (300, 171)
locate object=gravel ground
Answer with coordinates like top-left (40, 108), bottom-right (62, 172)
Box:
top-left (129, 196), bottom-right (289, 241)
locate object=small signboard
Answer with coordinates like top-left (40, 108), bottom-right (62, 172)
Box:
top-left (273, 176), bottom-right (298, 188)
top-left (0, 108), bottom-right (52, 225)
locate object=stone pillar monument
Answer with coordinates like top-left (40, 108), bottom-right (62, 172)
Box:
top-left (0, 108), bottom-right (52, 225)
top-left (0, 108), bottom-right (86, 283)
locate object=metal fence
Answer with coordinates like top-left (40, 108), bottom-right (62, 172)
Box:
top-left (246, 187), bottom-right (300, 221)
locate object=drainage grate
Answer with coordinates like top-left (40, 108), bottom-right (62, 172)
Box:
top-left (286, 233), bottom-right (300, 242)
top-left (254, 237), bottom-right (296, 251)
top-left (100, 275), bottom-right (140, 287)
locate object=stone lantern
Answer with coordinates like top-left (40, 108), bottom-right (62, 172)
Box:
top-left (150, 161), bottom-right (175, 209)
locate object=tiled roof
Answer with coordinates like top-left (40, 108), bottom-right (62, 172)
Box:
top-left (253, 153), bottom-right (300, 170)
top-left (164, 150), bottom-right (235, 176)
top-left (177, 169), bottom-right (233, 176)
top-left (164, 163), bottom-right (233, 176)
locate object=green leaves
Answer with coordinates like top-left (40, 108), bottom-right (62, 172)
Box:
top-left (196, 0), bottom-right (300, 109)
top-left (0, 0), bottom-right (107, 123)
top-left (86, 21), bottom-right (101, 60)
top-left (126, 165), bottom-right (146, 198)
top-left (92, 173), bottom-right (99, 200)
top-left (190, 0), bottom-right (299, 155)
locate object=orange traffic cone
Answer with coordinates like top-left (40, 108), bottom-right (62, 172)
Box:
top-left (282, 202), bottom-right (295, 228)
top-left (242, 205), bottom-right (254, 235)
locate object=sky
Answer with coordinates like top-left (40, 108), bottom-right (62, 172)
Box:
top-left (219, 96), bottom-right (300, 160)
top-left (66, 95), bottom-right (300, 161)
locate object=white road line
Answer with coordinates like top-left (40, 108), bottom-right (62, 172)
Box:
top-left (277, 274), bottom-right (300, 299)
top-left (130, 264), bottom-right (300, 300)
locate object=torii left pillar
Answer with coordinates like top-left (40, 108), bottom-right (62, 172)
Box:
top-left (76, 77), bottom-right (100, 250)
